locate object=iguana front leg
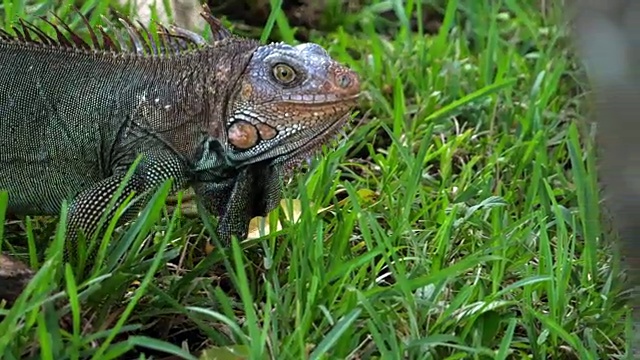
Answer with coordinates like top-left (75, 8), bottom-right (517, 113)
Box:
top-left (193, 163), bottom-right (283, 244)
top-left (64, 150), bottom-right (188, 272)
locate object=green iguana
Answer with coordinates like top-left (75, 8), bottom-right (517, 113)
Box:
top-left (0, 5), bottom-right (360, 269)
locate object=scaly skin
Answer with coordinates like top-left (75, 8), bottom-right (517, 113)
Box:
top-left (0, 5), bottom-right (360, 282)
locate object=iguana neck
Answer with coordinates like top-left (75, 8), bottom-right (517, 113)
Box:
top-left (193, 39), bottom-right (260, 141)
top-left (164, 40), bottom-right (260, 166)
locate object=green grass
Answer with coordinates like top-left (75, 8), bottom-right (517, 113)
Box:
top-left (0, 0), bottom-right (631, 359)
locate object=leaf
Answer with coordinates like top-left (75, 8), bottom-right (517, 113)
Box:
top-left (244, 187), bottom-right (378, 239)
top-left (199, 345), bottom-right (250, 360)
top-left (245, 198), bottom-right (304, 239)
top-left (317, 188), bottom-right (379, 213)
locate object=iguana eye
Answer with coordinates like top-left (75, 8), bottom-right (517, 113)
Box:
top-left (272, 63), bottom-right (296, 84)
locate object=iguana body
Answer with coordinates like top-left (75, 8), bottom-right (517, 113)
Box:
top-left (0, 6), bottom-right (360, 266)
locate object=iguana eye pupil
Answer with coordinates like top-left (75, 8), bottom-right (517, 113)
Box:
top-left (273, 63), bottom-right (296, 84)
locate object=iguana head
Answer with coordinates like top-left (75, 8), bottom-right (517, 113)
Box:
top-left (222, 41), bottom-right (361, 167)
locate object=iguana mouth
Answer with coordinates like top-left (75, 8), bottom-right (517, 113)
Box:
top-left (274, 110), bottom-right (352, 168)
top-left (282, 93), bottom-right (360, 156)
top-left (265, 93), bottom-right (361, 106)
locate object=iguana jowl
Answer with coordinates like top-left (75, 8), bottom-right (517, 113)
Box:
top-left (0, 6), bottom-right (361, 262)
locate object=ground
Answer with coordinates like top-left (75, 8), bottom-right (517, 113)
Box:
top-left (0, 0), bottom-right (631, 359)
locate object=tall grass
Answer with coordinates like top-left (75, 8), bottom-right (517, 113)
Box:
top-left (0, 0), bottom-right (629, 359)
